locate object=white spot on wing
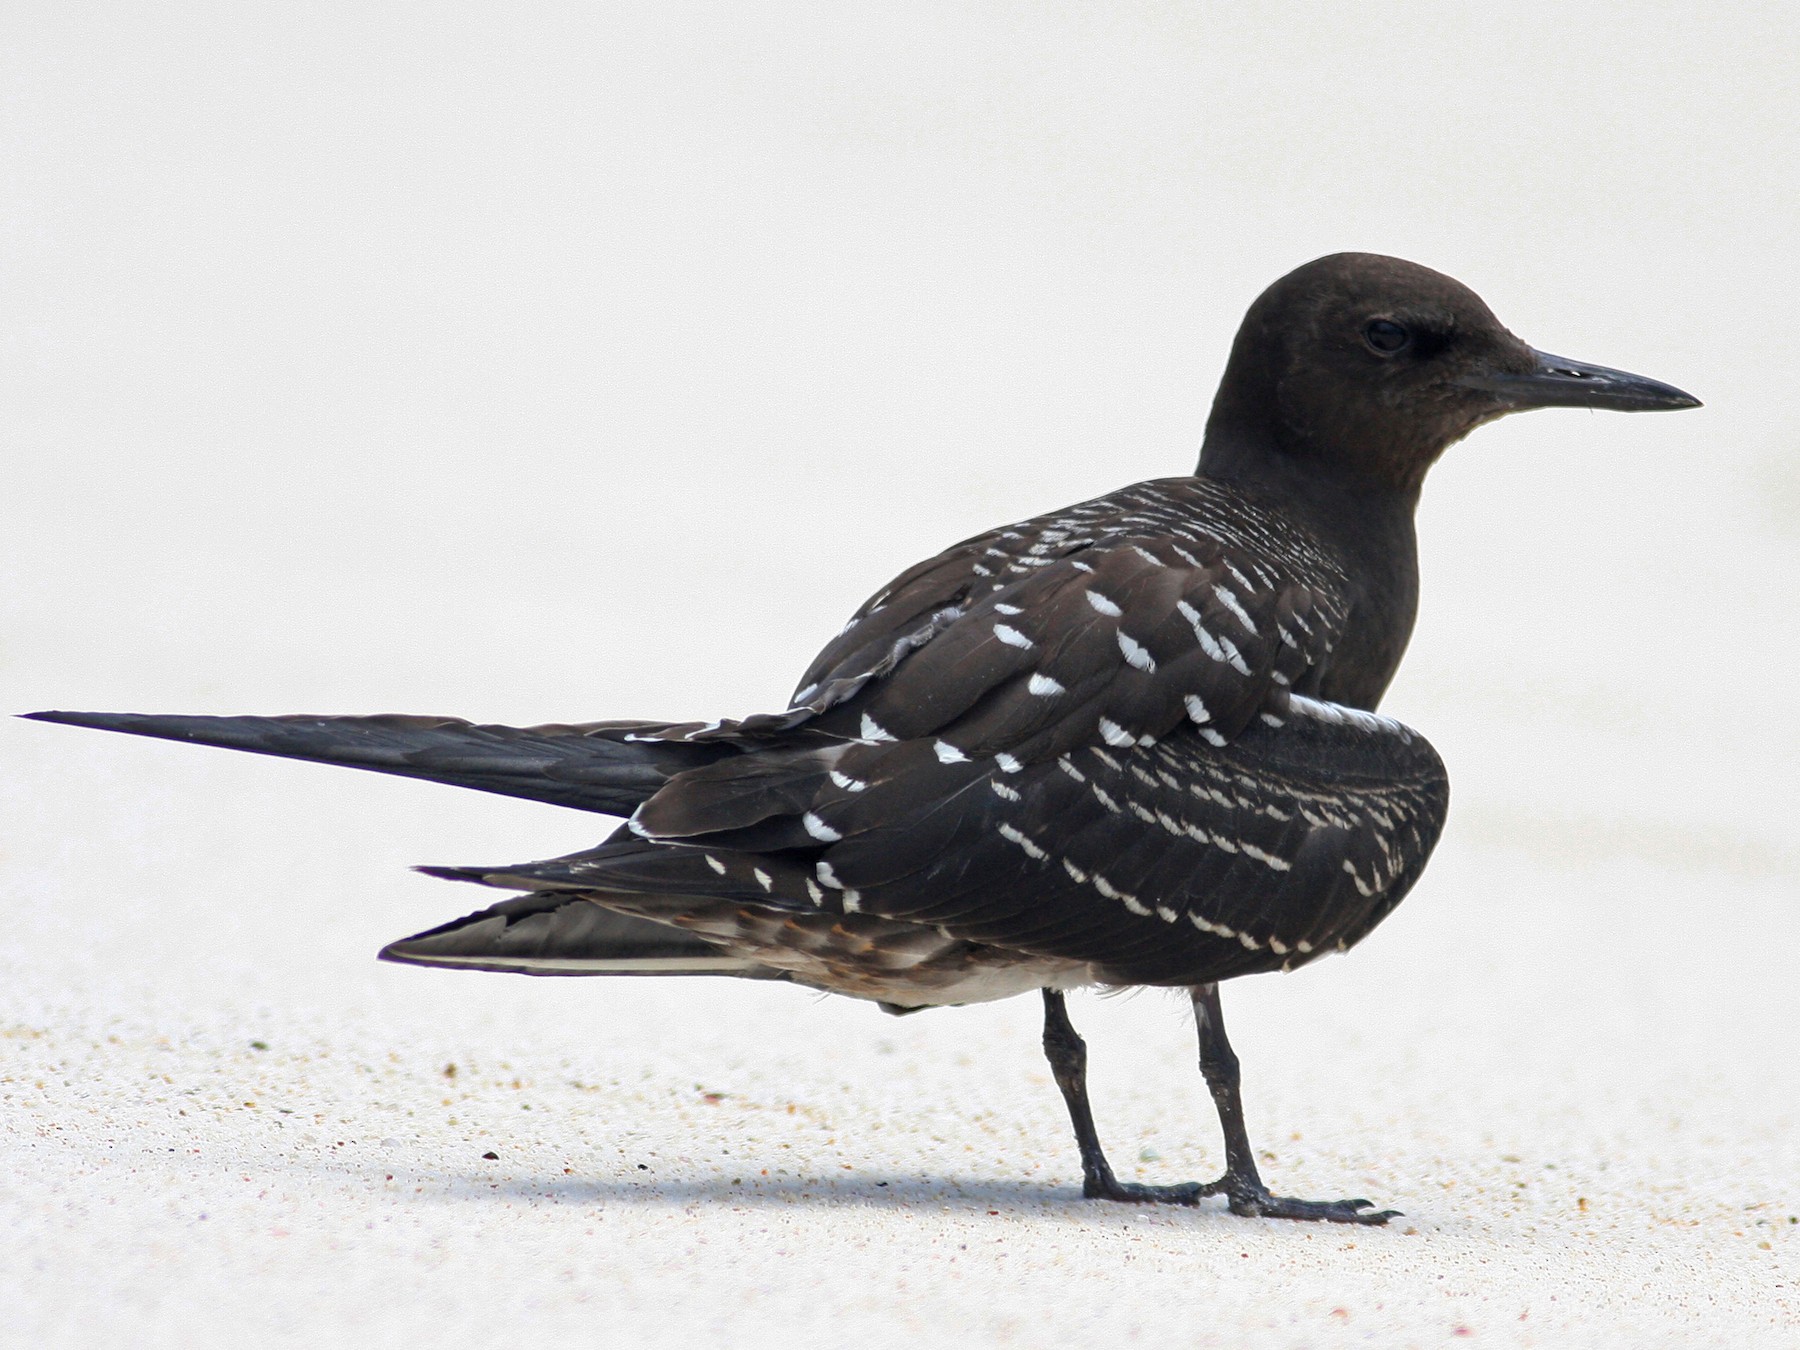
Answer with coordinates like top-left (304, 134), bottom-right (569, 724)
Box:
top-left (994, 751), bottom-right (1023, 773)
top-left (1288, 694), bottom-right (1409, 737)
top-left (1117, 633), bottom-right (1156, 671)
top-left (1091, 872), bottom-right (1151, 917)
top-left (1028, 672), bottom-right (1065, 696)
top-left (705, 854), bottom-right (727, 874)
top-left (1097, 717), bottom-right (1135, 748)
top-left (1086, 591), bottom-right (1123, 618)
top-left (1190, 912), bottom-right (1234, 939)
top-left (1178, 600), bottom-right (1230, 668)
top-left (1240, 843), bottom-right (1291, 872)
top-left (860, 714), bottom-right (896, 742)
top-left (997, 823), bottom-right (1049, 861)
top-left (934, 740), bottom-right (970, 764)
top-left (1216, 633), bottom-right (1252, 675)
top-left (1212, 585), bottom-right (1257, 634)
top-left (1184, 694), bottom-right (1212, 724)
top-left (994, 624), bottom-right (1034, 650)
top-left (802, 812), bottom-right (842, 843)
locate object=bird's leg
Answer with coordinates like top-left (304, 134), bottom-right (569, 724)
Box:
top-left (1039, 988), bottom-right (1201, 1205)
top-left (1188, 982), bottom-right (1399, 1225)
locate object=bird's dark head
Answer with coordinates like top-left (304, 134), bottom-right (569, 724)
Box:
top-left (1201, 252), bottom-right (1700, 495)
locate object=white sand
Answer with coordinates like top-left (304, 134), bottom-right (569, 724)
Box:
top-left (6, 4), bottom-right (1799, 1345)
top-left (7, 835), bottom-right (1798, 1347)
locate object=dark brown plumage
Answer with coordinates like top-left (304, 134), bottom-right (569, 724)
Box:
top-left (26, 253), bottom-right (1698, 1223)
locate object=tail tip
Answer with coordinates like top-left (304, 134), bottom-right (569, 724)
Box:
top-left (415, 864), bottom-right (492, 885)
top-left (376, 938), bottom-right (430, 966)
top-left (19, 709), bottom-right (153, 733)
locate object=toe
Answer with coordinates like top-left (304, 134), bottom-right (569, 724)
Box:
top-left (1237, 1192), bottom-right (1401, 1224)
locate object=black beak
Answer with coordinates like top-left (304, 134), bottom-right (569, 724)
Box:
top-left (1459, 349), bottom-right (1701, 412)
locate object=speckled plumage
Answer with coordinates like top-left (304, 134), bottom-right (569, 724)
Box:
top-left (29, 252), bottom-right (1699, 1223)
top-left (450, 473), bottom-right (1449, 999)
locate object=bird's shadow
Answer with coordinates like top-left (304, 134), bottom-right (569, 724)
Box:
top-left (420, 1168), bottom-right (1265, 1225)
top-left (412, 1170), bottom-right (1438, 1234)
top-left (272, 1140), bottom-right (1422, 1230)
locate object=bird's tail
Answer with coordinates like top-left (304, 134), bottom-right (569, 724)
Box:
top-left (20, 710), bottom-right (742, 817)
top-left (376, 889), bottom-right (785, 980)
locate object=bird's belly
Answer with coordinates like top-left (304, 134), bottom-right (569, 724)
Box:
top-left (666, 900), bottom-right (1099, 1009)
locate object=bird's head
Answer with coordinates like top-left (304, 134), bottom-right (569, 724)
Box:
top-left (1202, 252), bottom-right (1700, 494)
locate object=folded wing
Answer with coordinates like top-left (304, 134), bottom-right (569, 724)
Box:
top-left (440, 699), bottom-right (1448, 989)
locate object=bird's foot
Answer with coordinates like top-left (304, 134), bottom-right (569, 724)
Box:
top-left (1220, 1179), bottom-right (1399, 1225)
top-left (1080, 1171), bottom-right (1394, 1223)
top-left (1080, 1174), bottom-right (1205, 1206)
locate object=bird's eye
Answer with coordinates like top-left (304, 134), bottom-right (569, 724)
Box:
top-left (1363, 320), bottom-right (1412, 354)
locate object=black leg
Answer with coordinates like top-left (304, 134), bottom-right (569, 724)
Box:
top-left (1189, 982), bottom-right (1399, 1225)
top-left (1039, 989), bottom-right (1201, 1205)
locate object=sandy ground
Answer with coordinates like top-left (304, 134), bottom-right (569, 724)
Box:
top-left (7, 821), bottom-right (1798, 1348)
top-left (7, 3), bottom-right (1800, 1346)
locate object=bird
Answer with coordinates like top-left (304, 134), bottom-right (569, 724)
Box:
top-left (27, 253), bottom-right (1699, 1224)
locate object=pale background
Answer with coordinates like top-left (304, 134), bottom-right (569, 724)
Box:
top-left (4, 3), bottom-right (1797, 1346)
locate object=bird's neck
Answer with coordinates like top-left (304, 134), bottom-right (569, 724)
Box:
top-left (1197, 423), bottom-right (1423, 546)
top-left (1196, 426), bottom-right (1423, 709)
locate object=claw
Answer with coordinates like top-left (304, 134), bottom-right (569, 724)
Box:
top-left (1252, 1195), bottom-right (1389, 1224)
top-left (1231, 1188), bottom-right (1401, 1225)
top-left (1081, 1172), bottom-right (1399, 1224)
